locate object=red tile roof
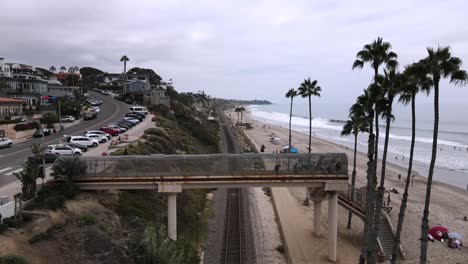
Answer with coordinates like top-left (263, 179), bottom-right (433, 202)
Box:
top-left (0, 97), bottom-right (25, 104)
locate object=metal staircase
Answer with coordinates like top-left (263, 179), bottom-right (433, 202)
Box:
top-left (337, 185), bottom-right (404, 260)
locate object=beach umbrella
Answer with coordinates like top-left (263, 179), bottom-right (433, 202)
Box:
top-left (429, 226), bottom-right (448, 241)
top-left (290, 147), bottom-right (299, 153)
top-left (448, 232), bottom-right (463, 241)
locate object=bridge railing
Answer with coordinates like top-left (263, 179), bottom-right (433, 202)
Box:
top-left (78, 153), bottom-right (348, 178)
top-left (338, 184), bottom-right (367, 211)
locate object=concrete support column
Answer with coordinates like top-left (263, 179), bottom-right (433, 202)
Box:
top-left (313, 201), bottom-right (322, 237)
top-left (328, 191), bottom-right (338, 262)
top-left (168, 193), bottom-right (177, 241)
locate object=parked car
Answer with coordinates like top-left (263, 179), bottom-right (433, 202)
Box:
top-left (33, 128), bottom-right (51, 138)
top-left (86, 130), bottom-right (111, 139)
top-left (100, 127), bottom-right (120, 137)
top-left (0, 137), bottom-right (13, 148)
top-left (84, 111), bottom-right (98, 120)
top-left (47, 145), bottom-right (82, 156)
top-left (107, 124), bottom-right (127, 133)
top-left (125, 113), bottom-right (143, 122)
top-left (122, 117), bottom-right (140, 124)
top-left (66, 136), bottom-right (99, 147)
top-left (28, 153), bottom-right (59, 164)
top-left (116, 122), bottom-right (132, 129)
top-left (85, 133), bottom-right (107, 143)
top-left (60, 115), bottom-right (76, 123)
top-left (130, 106), bottom-right (148, 115)
top-left (101, 90), bottom-right (110, 95)
top-left (91, 106), bottom-right (100, 113)
top-left (65, 142), bottom-right (88, 152)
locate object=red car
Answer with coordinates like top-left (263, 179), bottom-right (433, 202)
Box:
top-left (100, 126), bottom-right (120, 136)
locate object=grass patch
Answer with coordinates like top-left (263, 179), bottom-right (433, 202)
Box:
top-left (81, 214), bottom-right (97, 225)
top-left (0, 254), bottom-right (29, 264)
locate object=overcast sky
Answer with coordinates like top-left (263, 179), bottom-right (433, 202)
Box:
top-left (1, 0), bottom-right (468, 105)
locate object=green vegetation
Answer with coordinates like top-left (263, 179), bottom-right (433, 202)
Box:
top-left (346, 38), bottom-right (467, 263)
top-left (120, 55), bottom-right (130, 74)
top-left (127, 67), bottom-right (162, 85)
top-left (79, 67), bottom-right (103, 79)
top-left (13, 122), bottom-right (40, 131)
top-left (51, 157), bottom-right (87, 198)
top-left (40, 113), bottom-right (58, 128)
top-left (56, 98), bottom-right (83, 118)
top-left (0, 254), bottom-right (29, 264)
top-left (81, 214), bottom-right (97, 225)
top-left (0, 118), bottom-right (22, 125)
top-left (276, 244), bottom-right (285, 254)
top-left (14, 160), bottom-right (40, 200)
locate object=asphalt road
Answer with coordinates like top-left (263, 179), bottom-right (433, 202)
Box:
top-left (0, 92), bottom-right (130, 188)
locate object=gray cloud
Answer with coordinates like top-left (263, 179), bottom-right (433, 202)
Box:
top-left (1, 0), bottom-right (468, 105)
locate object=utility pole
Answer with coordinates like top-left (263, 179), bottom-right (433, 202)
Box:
top-left (41, 123), bottom-right (46, 186)
top-left (58, 99), bottom-right (62, 132)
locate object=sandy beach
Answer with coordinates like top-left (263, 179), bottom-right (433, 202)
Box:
top-left (228, 108), bottom-right (468, 263)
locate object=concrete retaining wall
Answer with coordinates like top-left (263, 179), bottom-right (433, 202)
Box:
top-left (0, 124), bottom-right (36, 139)
top-left (0, 201), bottom-right (14, 222)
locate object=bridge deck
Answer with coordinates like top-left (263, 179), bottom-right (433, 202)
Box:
top-left (72, 153), bottom-right (349, 190)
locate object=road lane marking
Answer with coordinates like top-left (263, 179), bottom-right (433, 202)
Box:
top-left (0, 95), bottom-right (123, 160)
top-left (5, 168), bottom-right (23, 176)
top-left (0, 167), bottom-right (12, 173)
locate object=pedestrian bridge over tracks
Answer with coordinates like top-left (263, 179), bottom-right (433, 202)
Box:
top-left (69, 153), bottom-right (349, 262)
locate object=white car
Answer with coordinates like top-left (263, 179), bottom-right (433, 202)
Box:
top-left (130, 106), bottom-right (148, 115)
top-left (91, 107), bottom-right (100, 113)
top-left (66, 136), bottom-right (99, 147)
top-left (85, 130), bottom-right (111, 139)
top-left (0, 137), bottom-right (13, 148)
top-left (60, 115), bottom-right (75, 122)
top-left (85, 133), bottom-right (107, 143)
top-left (47, 145), bottom-right (82, 156)
top-left (122, 117), bottom-right (140, 124)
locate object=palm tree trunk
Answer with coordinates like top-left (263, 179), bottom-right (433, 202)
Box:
top-left (374, 114), bottom-right (380, 176)
top-left (124, 61), bottom-right (127, 74)
top-left (420, 81), bottom-right (439, 264)
top-left (372, 101), bottom-right (393, 258)
top-left (288, 97), bottom-right (293, 152)
top-left (347, 132), bottom-right (358, 229)
top-left (391, 94), bottom-right (416, 263)
top-left (308, 95), bottom-right (312, 153)
top-left (360, 110), bottom-right (376, 264)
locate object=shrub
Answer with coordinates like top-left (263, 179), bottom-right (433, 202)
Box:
top-left (0, 254), bottom-right (29, 264)
top-left (81, 214), bottom-right (97, 225)
top-left (0, 118), bottom-right (22, 125)
top-left (44, 195), bottom-right (65, 210)
top-left (276, 244), bottom-right (285, 254)
top-left (40, 113), bottom-right (58, 128)
top-left (0, 224), bottom-right (8, 234)
top-left (13, 122), bottom-right (40, 131)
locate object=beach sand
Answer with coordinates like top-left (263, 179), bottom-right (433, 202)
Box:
top-left (227, 109), bottom-right (468, 263)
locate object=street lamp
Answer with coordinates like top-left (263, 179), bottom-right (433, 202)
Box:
top-left (26, 105), bottom-right (46, 185)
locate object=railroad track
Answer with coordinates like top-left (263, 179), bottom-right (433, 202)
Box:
top-left (219, 109), bottom-right (246, 264)
top-left (221, 188), bottom-right (245, 264)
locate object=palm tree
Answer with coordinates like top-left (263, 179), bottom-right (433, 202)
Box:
top-left (51, 157), bottom-right (87, 198)
top-left (418, 46), bottom-right (467, 264)
top-left (353, 37), bottom-right (398, 175)
top-left (390, 62), bottom-right (431, 263)
top-left (286, 88), bottom-right (298, 152)
top-left (298, 78), bottom-right (321, 153)
top-left (49, 66), bottom-right (56, 73)
top-left (350, 87), bottom-right (378, 264)
top-left (353, 38), bottom-right (398, 263)
top-left (372, 69), bottom-right (403, 250)
top-left (234, 107), bottom-right (240, 123)
top-left (239, 106), bottom-right (246, 123)
top-left (59, 66), bottom-right (66, 73)
top-left (14, 161), bottom-right (40, 200)
top-left (341, 113), bottom-right (368, 229)
top-left (120, 55), bottom-right (130, 74)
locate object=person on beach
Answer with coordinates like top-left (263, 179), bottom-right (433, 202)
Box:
top-left (398, 174), bottom-right (401, 180)
top-left (274, 164), bottom-right (281, 174)
top-left (411, 175), bottom-right (415, 186)
top-left (387, 192), bottom-right (391, 206)
top-left (260, 144), bottom-right (265, 152)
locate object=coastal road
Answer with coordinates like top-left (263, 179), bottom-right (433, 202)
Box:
top-left (0, 92), bottom-right (130, 188)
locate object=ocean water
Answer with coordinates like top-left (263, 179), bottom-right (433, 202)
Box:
top-left (248, 102), bottom-right (468, 189)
